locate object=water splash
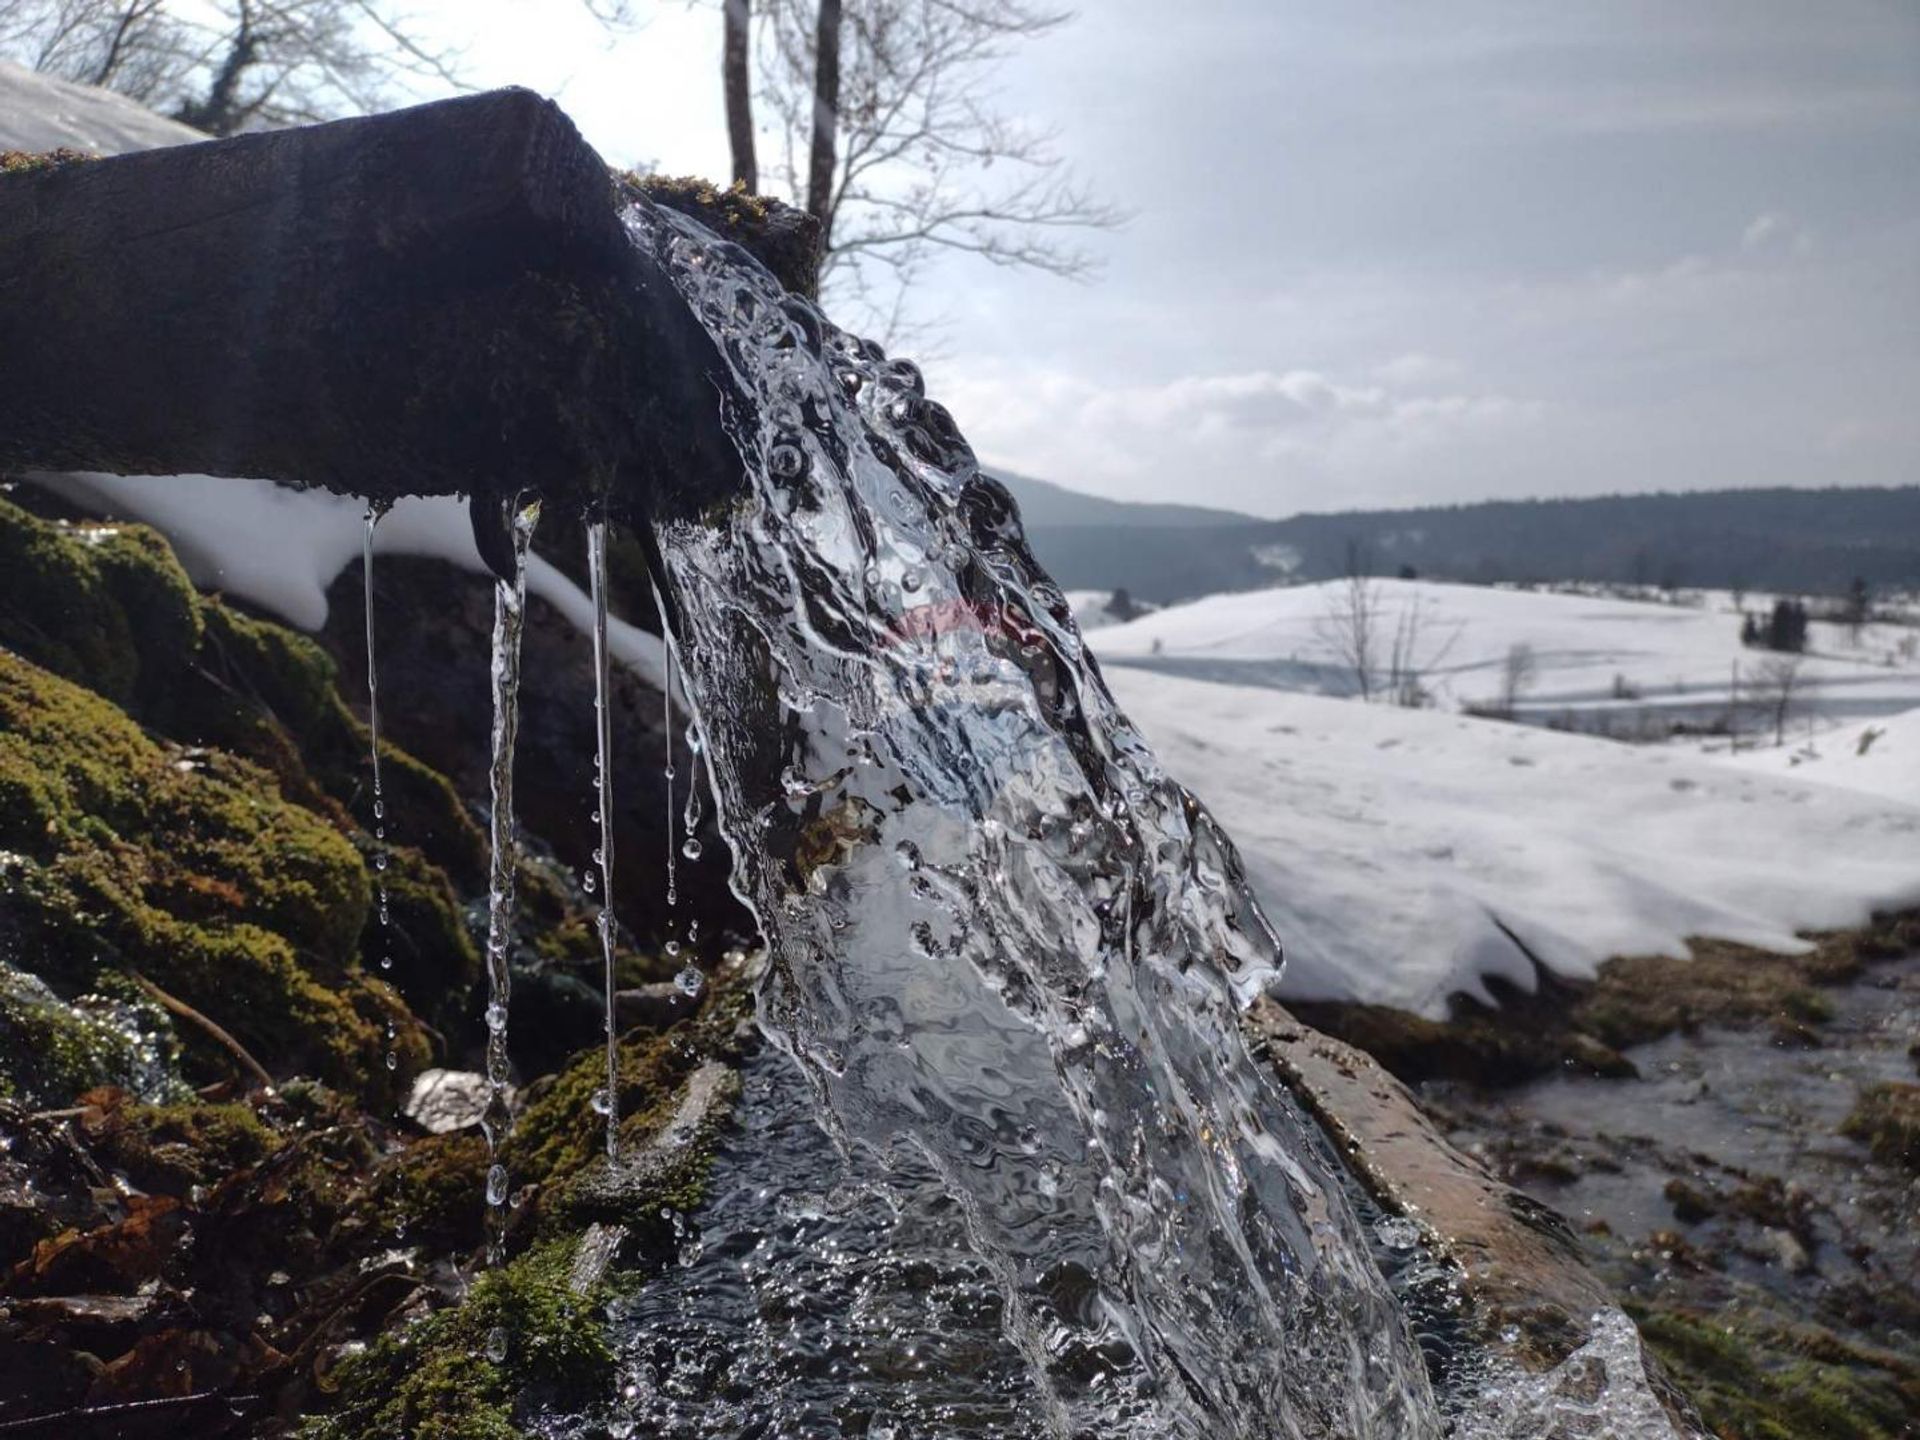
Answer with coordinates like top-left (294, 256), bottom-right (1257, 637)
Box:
top-left (482, 496), bottom-right (539, 1268)
top-left (623, 200), bottom-right (1437, 1438)
top-left (587, 516), bottom-right (622, 1160)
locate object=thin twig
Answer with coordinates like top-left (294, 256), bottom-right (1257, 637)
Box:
top-left (127, 971), bottom-right (275, 1092)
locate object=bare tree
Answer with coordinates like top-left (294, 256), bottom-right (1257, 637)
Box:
top-left (1497, 641), bottom-right (1537, 717)
top-left (1381, 589), bottom-right (1462, 708)
top-left (1316, 548), bottom-right (1460, 707)
top-left (1316, 549), bottom-right (1381, 702)
top-left (0, 0), bottom-right (465, 135)
top-left (763, 0), bottom-right (1122, 331)
top-left (1747, 655), bottom-right (1809, 748)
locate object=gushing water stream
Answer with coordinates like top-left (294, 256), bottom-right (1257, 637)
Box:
top-left (483, 498), bottom-right (540, 1268)
top-left (620, 201), bottom-right (1436, 1439)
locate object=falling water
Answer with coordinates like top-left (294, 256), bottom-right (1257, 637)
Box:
top-left (363, 504), bottom-right (400, 1079)
top-left (587, 517), bottom-right (622, 1160)
top-left (621, 201), bottom-right (1437, 1438)
top-left (482, 497), bottom-right (539, 1270)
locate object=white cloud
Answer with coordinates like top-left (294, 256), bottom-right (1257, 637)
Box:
top-left (938, 361), bottom-right (1541, 513)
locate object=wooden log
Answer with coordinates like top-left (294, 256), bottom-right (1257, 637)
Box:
top-left (0, 88), bottom-right (746, 532)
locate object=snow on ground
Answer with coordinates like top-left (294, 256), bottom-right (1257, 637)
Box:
top-left (0, 58), bottom-right (202, 154)
top-left (1725, 706), bottom-right (1920, 806)
top-left (1105, 667), bottom-right (1920, 1016)
top-left (1092, 579), bottom-right (1920, 743)
top-left (39, 472), bottom-right (671, 692)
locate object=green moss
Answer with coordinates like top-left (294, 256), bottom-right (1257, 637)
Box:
top-left (503, 1026), bottom-right (699, 1190)
top-left (0, 502), bottom-right (142, 702)
top-left (299, 1241), bottom-right (615, 1440)
top-left (84, 1092), bottom-right (276, 1196)
top-left (0, 148), bottom-right (96, 175)
top-left (355, 1131), bottom-right (489, 1256)
top-left (627, 172), bottom-right (823, 297)
top-left (0, 499), bottom-right (488, 1090)
top-left (1840, 1082), bottom-right (1920, 1171)
top-left (0, 960), bottom-right (182, 1108)
top-left (0, 650), bottom-right (424, 1102)
top-left (1633, 1304), bottom-right (1919, 1440)
top-left (367, 843), bottom-right (482, 1035)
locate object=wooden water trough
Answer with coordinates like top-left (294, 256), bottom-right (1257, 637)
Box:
top-left (0, 88), bottom-right (753, 564)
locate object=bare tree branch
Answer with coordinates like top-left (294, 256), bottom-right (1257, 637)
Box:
top-left (0, 0), bottom-right (468, 135)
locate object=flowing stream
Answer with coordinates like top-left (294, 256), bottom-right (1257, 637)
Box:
top-left (618, 200), bottom-right (1437, 1440)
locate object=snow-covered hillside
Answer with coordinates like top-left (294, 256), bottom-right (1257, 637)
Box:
top-left (1106, 668), bottom-right (1920, 1015)
top-left (1094, 579), bottom-right (1920, 743)
top-left (0, 57), bottom-right (202, 152)
top-left (1727, 706), bottom-right (1920, 805)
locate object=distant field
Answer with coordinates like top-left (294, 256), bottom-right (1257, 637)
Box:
top-left (1084, 578), bottom-right (1920, 750)
top-left (1078, 580), bottom-right (1920, 1013)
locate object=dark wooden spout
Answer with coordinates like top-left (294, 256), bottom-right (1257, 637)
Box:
top-left (0, 88), bottom-right (748, 558)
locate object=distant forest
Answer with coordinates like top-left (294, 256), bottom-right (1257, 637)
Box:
top-left (1007, 482), bottom-right (1920, 605)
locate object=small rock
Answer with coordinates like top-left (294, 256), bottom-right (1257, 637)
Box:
top-left (403, 1069), bottom-right (491, 1135)
top-left (1763, 1226), bottom-right (1813, 1275)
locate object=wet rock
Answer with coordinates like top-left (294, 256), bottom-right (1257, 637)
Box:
top-left (403, 1068), bottom-right (491, 1135)
top-left (1250, 1000), bottom-right (1616, 1364)
top-left (1762, 1226), bottom-right (1813, 1275)
top-left (320, 551), bottom-right (747, 968)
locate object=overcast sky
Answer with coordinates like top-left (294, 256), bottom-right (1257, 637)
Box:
top-left (415, 0), bottom-right (1920, 518)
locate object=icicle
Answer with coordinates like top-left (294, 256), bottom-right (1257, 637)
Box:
top-left (482, 496), bottom-right (539, 1269)
top-left (586, 517), bottom-right (621, 1161)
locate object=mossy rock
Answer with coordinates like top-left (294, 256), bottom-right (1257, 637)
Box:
top-left (297, 1241), bottom-right (616, 1440)
top-left (79, 1089), bottom-right (277, 1197)
top-left (1841, 1082), bottom-right (1920, 1171)
top-left (1633, 1303), bottom-right (1920, 1440)
top-left (0, 148), bottom-right (96, 175)
top-left (0, 960), bottom-right (184, 1109)
top-left (0, 650), bottom-right (421, 1102)
top-left (0, 497), bottom-right (483, 1058)
top-left (631, 173), bottom-right (823, 297)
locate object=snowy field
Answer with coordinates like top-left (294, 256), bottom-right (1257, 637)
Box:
top-left (1106, 668), bottom-right (1920, 1015)
top-left (1086, 579), bottom-right (1920, 747)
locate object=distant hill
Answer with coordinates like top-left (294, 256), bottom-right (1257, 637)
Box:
top-left (994, 470), bottom-right (1260, 530)
top-left (995, 476), bottom-right (1920, 604)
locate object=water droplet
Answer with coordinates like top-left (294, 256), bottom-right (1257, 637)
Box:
top-left (583, 871), bottom-right (597, 894)
top-left (1373, 1216), bottom-right (1422, 1252)
top-left (590, 1088), bottom-right (611, 1116)
top-left (768, 443), bottom-right (806, 480)
top-left (665, 939), bottom-right (681, 958)
top-left (900, 568), bottom-right (923, 594)
top-left (485, 1326), bottom-right (508, 1364)
top-left (486, 1164), bottom-right (509, 1207)
top-left (485, 1002), bottom-right (508, 1033)
top-left (385, 1051), bottom-right (398, 1071)
top-left (681, 837), bottom-right (703, 861)
top-left (676, 966), bottom-right (704, 998)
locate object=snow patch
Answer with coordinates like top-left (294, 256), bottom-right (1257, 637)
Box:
top-left (38, 472), bottom-right (669, 692)
top-left (1107, 668), bottom-right (1920, 1015)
